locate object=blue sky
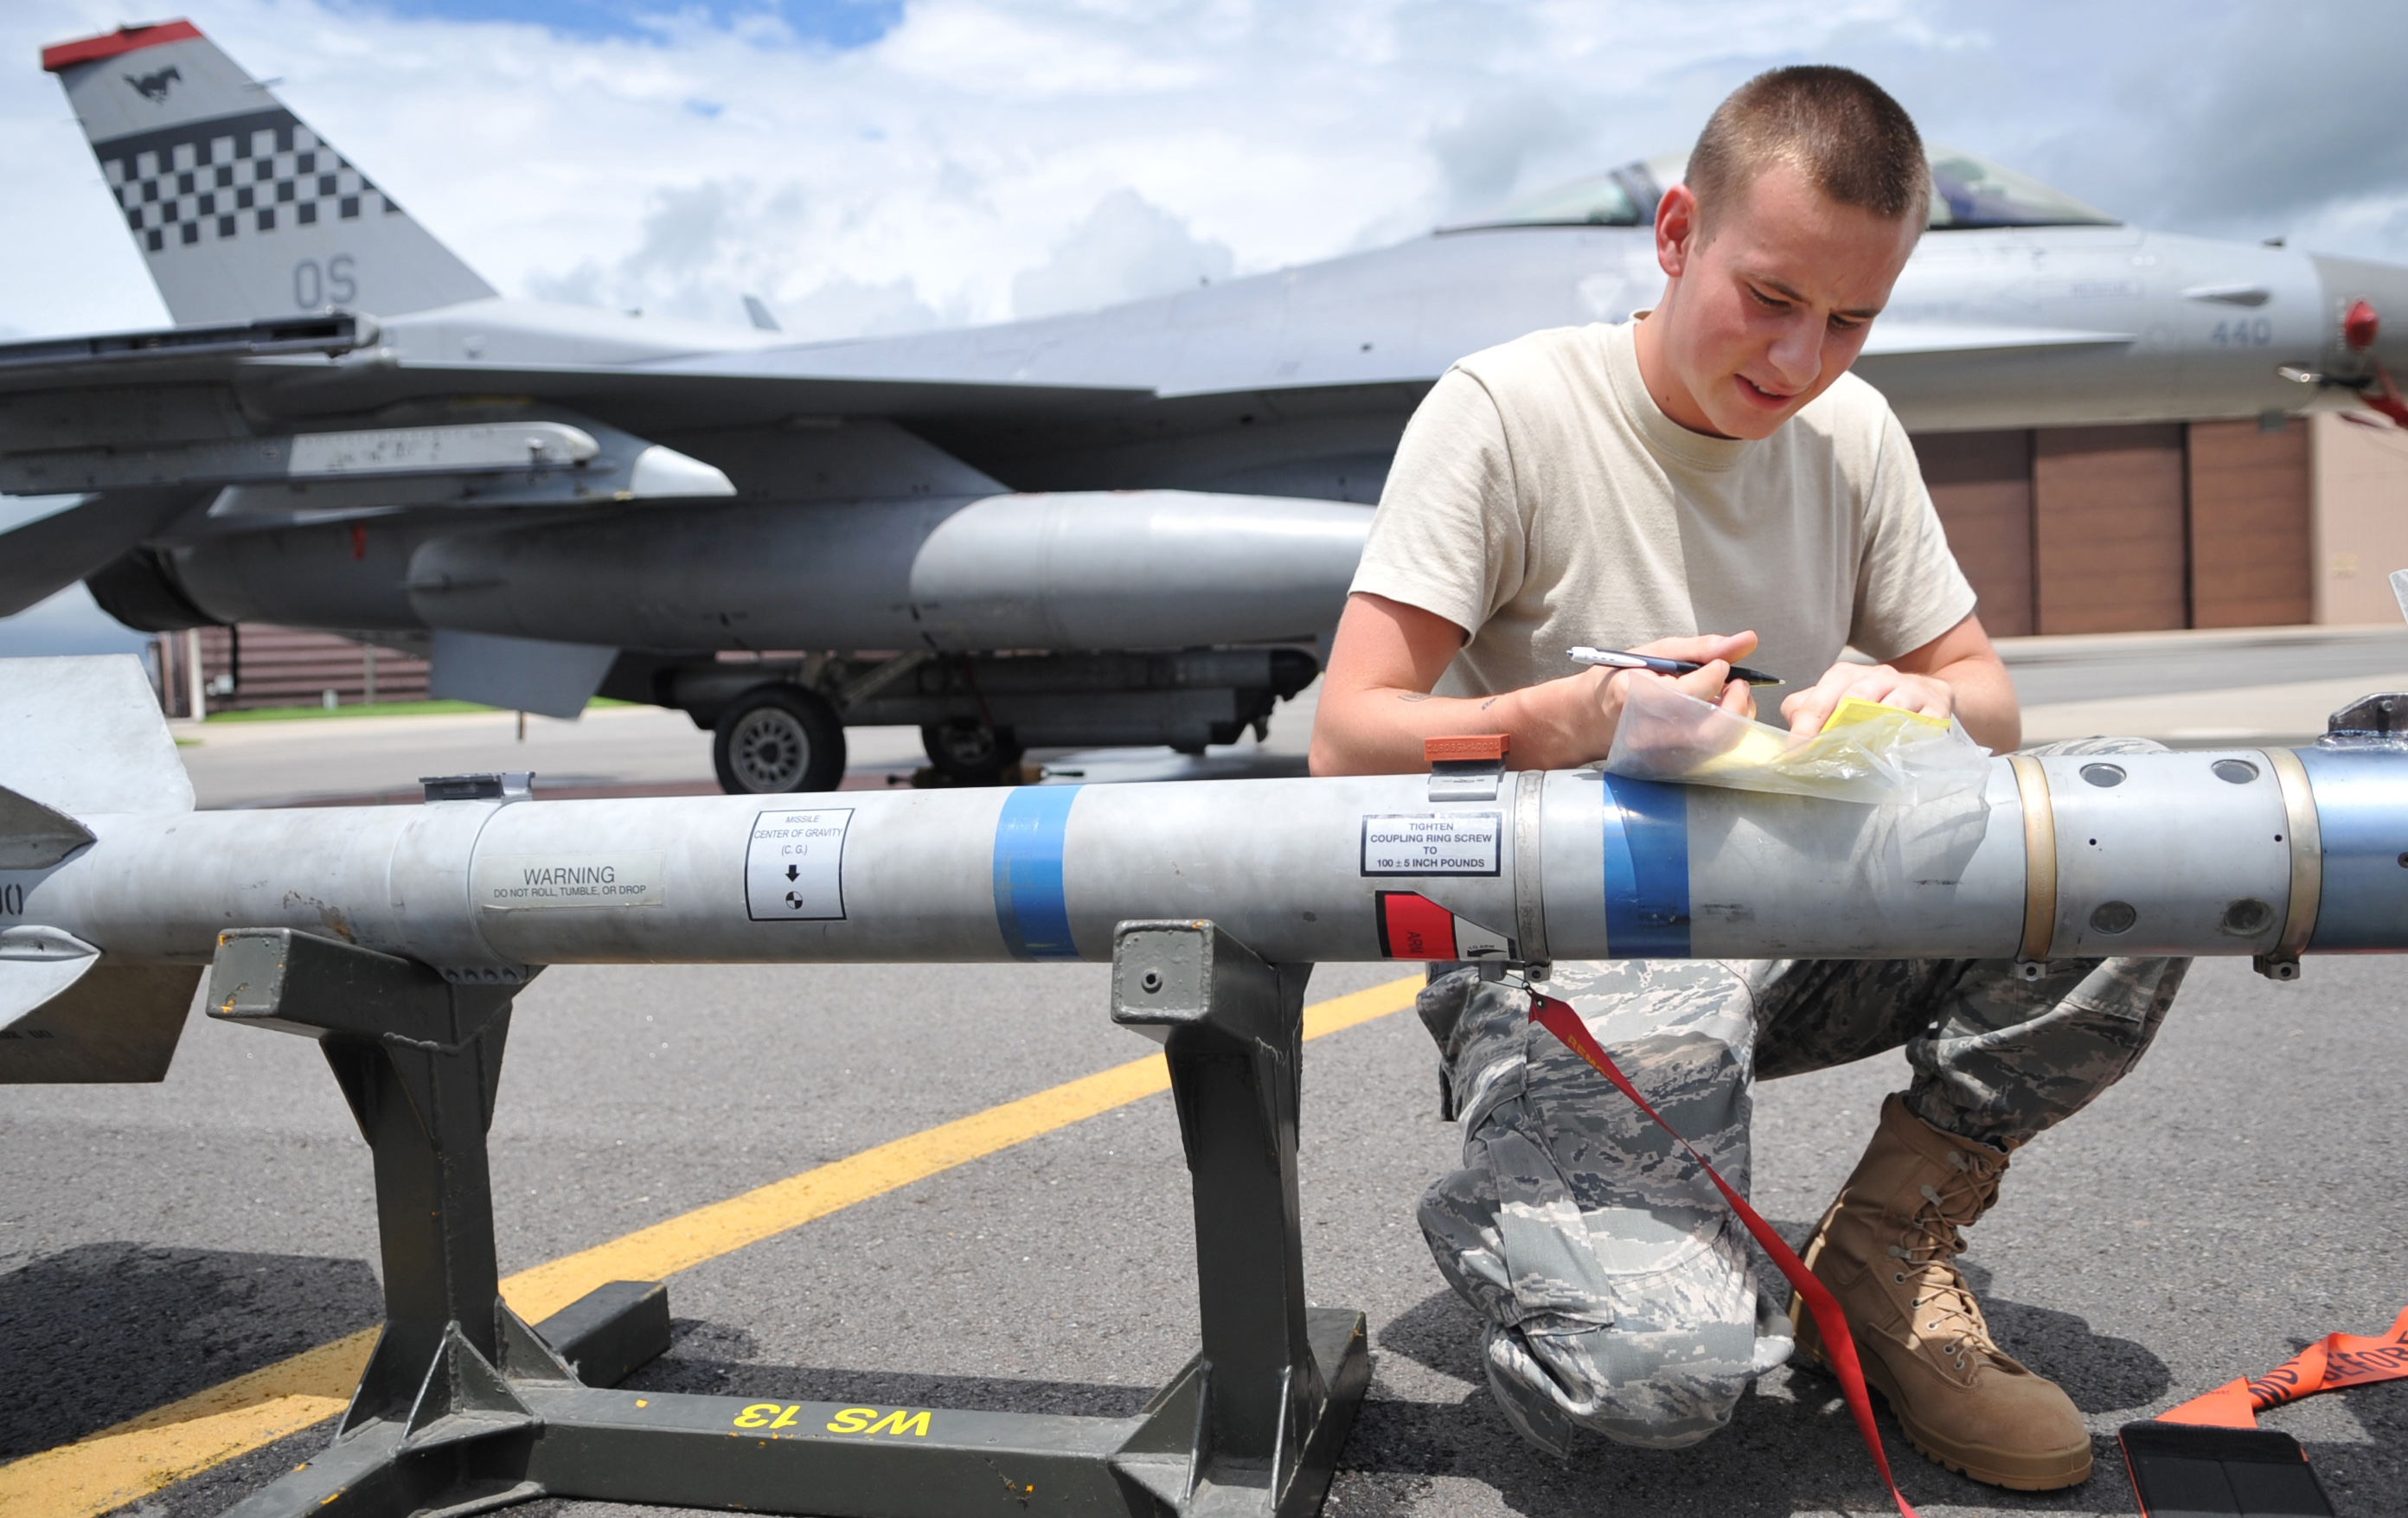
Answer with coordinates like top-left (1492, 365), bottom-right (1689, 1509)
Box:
top-left (4, 0), bottom-right (2405, 652)
top-left (373, 0), bottom-right (903, 48)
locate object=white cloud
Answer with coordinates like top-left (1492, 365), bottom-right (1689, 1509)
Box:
top-left (1428, 92), bottom-right (1578, 219)
top-left (0, 0), bottom-right (2404, 349)
top-left (881, 3), bottom-right (1215, 97)
top-left (772, 272), bottom-right (957, 336)
top-left (1011, 188), bottom-right (1233, 318)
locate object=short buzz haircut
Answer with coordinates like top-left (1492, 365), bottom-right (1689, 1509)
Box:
top-left (1687, 66), bottom-right (1929, 236)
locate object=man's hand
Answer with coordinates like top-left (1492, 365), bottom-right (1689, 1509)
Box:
top-left (1777, 612), bottom-right (2021, 753)
top-left (1779, 661), bottom-right (1954, 738)
top-left (1309, 592), bottom-right (1761, 775)
top-left (1609, 634), bottom-right (1762, 726)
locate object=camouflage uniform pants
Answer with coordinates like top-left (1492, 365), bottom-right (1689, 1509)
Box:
top-left (1416, 738), bottom-right (2190, 1456)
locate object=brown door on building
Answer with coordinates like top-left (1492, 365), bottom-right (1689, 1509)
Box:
top-left (2188, 418), bottom-right (2312, 628)
top-left (2033, 425), bottom-right (2188, 634)
top-left (1917, 430), bottom-right (2035, 637)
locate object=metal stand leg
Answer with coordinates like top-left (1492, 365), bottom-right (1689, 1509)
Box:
top-left (200, 922), bottom-right (1366, 1518)
top-left (1108, 920), bottom-right (1372, 1517)
top-left (207, 930), bottom-right (671, 1518)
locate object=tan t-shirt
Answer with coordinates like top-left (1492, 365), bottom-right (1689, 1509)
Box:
top-left (1351, 319), bottom-right (1975, 698)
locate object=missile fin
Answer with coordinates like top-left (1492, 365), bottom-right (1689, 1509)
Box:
top-left (0, 926), bottom-right (101, 1029)
top-left (0, 654), bottom-right (195, 816)
top-left (0, 785), bottom-right (97, 868)
top-left (0, 949), bottom-right (199, 1082)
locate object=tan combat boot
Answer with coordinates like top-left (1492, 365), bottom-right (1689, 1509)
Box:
top-left (1789, 1093), bottom-right (2091, 1490)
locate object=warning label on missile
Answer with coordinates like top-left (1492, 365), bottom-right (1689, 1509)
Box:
top-left (747, 808), bottom-right (853, 921)
top-left (476, 852), bottom-right (665, 910)
top-left (1361, 811), bottom-right (1502, 876)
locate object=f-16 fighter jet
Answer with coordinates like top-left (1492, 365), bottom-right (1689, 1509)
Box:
top-left (9, 20), bottom-right (2406, 792)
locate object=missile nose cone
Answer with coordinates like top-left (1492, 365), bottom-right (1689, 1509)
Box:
top-left (2346, 298), bottom-right (2379, 352)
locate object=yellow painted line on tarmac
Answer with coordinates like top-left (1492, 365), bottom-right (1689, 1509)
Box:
top-left (0, 975), bottom-right (1421, 1518)
top-left (0, 1331), bottom-right (378, 1518)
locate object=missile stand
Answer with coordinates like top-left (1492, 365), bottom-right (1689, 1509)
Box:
top-left (205, 921), bottom-right (1371, 1518)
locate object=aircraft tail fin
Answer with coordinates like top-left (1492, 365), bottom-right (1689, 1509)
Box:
top-left (0, 656), bottom-right (200, 1081)
top-left (42, 20), bottom-right (496, 324)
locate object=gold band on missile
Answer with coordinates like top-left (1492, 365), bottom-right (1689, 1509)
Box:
top-left (2258, 748), bottom-right (2323, 978)
top-left (2009, 754), bottom-right (2056, 965)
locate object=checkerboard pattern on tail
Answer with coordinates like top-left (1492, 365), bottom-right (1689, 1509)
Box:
top-left (103, 107), bottom-right (397, 254)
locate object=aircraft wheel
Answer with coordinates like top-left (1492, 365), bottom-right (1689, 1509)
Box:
top-left (921, 720), bottom-right (1024, 785)
top-left (714, 686), bottom-right (847, 794)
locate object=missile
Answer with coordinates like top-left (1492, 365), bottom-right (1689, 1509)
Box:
top-left (0, 746), bottom-right (2385, 974)
top-left (5, 659), bottom-right (2405, 1080)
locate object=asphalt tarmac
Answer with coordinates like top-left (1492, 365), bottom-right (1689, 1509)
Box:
top-left (1991, 625), bottom-right (2408, 707)
top-left (8, 671), bottom-right (2408, 1518)
top-left (8, 950), bottom-right (2404, 1517)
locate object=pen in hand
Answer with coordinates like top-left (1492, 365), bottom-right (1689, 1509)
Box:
top-left (1568, 646), bottom-right (1785, 687)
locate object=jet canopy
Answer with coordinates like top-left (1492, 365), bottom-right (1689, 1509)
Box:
top-left (1444, 145), bottom-right (2117, 233)
top-left (1924, 150), bottom-right (2118, 229)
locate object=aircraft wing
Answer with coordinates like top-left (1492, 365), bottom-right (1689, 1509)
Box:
top-left (0, 315), bottom-right (1156, 419)
top-left (0, 311), bottom-right (373, 391)
top-left (0, 314), bottom-right (1167, 617)
top-left (240, 357), bottom-right (1161, 429)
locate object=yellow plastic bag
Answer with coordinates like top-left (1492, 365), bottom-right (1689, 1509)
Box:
top-left (1604, 679), bottom-right (1991, 804)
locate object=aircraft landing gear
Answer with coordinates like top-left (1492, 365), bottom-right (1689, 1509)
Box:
top-left (920, 719), bottom-right (1024, 785)
top-left (714, 685), bottom-right (846, 793)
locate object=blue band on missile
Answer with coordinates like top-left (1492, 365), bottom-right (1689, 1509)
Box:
top-left (2294, 747), bottom-right (2400, 951)
top-left (993, 785), bottom-right (1084, 960)
top-left (1600, 773), bottom-right (1690, 957)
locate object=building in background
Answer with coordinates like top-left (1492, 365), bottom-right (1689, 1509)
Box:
top-left (152, 629), bottom-right (429, 718)
top-left (2311, 413), bottom-right (2408, 624)
top-left (1918, 412), bottom-right (2408, 637)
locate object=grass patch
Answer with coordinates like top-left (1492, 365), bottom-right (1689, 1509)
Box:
top-left (207, 698), bottom-right (634, 723)
top-left (208, 699), bottom-right (500, 721)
